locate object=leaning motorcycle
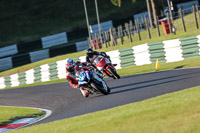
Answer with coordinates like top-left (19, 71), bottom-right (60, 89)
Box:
top-left (78, 70), bottom-right (110, 95)
top-left (93, 56), bottom-right (120, 79)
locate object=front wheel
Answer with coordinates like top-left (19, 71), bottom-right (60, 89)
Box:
top-left (107, 67), bottom-right (120, 79)
top-left (91, 82), bottom-right (110, 95)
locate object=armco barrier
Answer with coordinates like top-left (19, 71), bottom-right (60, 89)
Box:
top-left (0, 40), bottom-right (89, 72)
top-left (40, 64), bottom-right (50, 82)
top-left (0, 57), bottom-right (13, 71)
top-left (49, 44), bottom-right (77, 57)
top-left (133, 43), bottom-right (151, 66)
top-left (75, 41), bottom-right (89, 52)
top-left (34, 67), bottom-right (41, 83)
top-left (12, 53), bottom-right (31, 68)
top-left (67, 28), bottom-right (88, 41)
top-left (1, 35), bottom-right (200, 89)
top-left (0, 45), bottom-right (18, 58)
top-left (106, 50), bottom-right (121, 69)
top-left (119, 48), bottom-right (134, 68)
top-left (17, 40), bottom-right (42, 53)
top-left (197, 35), bottom-right (200, 55)
top-left (41, 32), bottom-right (68, 49)
top-left (19, 72), bottom-right (26, 85)
top-left (29, 49), bottom-right (50, 63)
top-left (163, 39), bottom-right (184, 63)
top-left (180, 36), bottom-right (199, 59)
top-left (148, 42), bottom-right (166, 63)
top-left (4, 76), bottom-right (11, 88)
top-left (49, 62), bottom-right (58, 80)
top-left (0, 20), bottom-right (110, 61)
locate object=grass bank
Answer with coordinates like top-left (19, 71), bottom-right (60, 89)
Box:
top-left (0, 106), bottom-right (45, 126)
top-left (10, 86), bottom-right (200, 133)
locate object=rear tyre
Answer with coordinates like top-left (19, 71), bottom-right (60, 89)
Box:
top-left (107, 67), bottom-right (120, 79)
top-left (91, 82), bottom-right (110, 95)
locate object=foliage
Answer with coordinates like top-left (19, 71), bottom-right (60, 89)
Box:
top-left (110, 0), bottom-right (121, 7)
top-left (0, 0), bottom-right (143, 47)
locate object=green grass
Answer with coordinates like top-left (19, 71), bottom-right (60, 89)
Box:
top-left (0, 106), bottom-right (45, 126)
top-left (9, 86), bottom-right (200, 133)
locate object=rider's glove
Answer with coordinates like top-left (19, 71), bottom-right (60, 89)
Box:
top-left (100, 52), bottom-right (107, 57)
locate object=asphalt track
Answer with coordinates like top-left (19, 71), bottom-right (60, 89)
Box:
top-left (0, 67), bottom-right (200, 126)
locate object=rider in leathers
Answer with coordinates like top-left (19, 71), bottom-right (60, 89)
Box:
top-left (85, 48), bottom-right (111, 74)
top-left (66, 58), bottom-right (89, 97)
top-left (65, 58), bottom-right (105, 97)
top-left (86, 48), bottom-right (110, 64)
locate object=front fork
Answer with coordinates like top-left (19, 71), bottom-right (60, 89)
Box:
top-left (104, 65), bottom-right (116, 77)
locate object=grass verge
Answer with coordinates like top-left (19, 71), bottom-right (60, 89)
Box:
top-left (9, 86), bottom-right (200, 133)
top-left (0, 106), bottom-right (45, 126)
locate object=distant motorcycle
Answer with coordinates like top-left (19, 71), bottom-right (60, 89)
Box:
top-left (93, 56), bottom-right (120, 79)
top-left (78, 69), bottom-right (110, 95)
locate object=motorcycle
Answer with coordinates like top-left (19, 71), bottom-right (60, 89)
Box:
top-left (78, 69), bottom-right (110, 95)
top-left (93, 55), bottom-right (120, 79)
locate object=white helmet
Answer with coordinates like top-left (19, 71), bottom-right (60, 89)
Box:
top-left (66, 58), bottom-right (73, 65)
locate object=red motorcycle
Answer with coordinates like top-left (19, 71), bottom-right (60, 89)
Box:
top-left (93, 56), bottom-right (120, 79)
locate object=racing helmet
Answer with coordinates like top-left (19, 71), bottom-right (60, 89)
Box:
top-left (66, 58), bottom-right (73, 65)
top-left (86, 48), bottom-right (94, 58)
top-left (66, 63), bottom-right (74, 73)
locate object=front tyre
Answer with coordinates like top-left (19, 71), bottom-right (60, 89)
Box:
top-left (91, 82), bottom-right (110, 95)
top-left (107, 67), bottom-right (120, 79)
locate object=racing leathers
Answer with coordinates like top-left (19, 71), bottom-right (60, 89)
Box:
top-left (86, 51), bottom-right (111, 74)
top-left (66, 63), bottom-right (90, 97)
top-left (86, 51), bottom-right (109, 64)
top-left (78, 70), bottom-right (108, 93)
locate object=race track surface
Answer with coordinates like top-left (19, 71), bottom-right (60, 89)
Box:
top-left (0, 68), bottom-right (200, 125)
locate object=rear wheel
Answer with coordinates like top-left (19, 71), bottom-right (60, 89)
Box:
top-left (91, 82), bottom-right (110, 95)
top-left (107, 67), bottom-right (120, 79)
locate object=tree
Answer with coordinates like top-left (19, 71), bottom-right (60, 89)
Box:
top-left (110, 0), bottom-right (121, 7)
top-left (150, 0), bottom-right (161, 27)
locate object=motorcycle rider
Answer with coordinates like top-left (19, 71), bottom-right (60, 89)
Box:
top-left (65, 58), bottom-right (104, 97)
top-left (65, 58), bottom-right (90, 97)
top-left (66, 58), bottom-right (87, 67)
top-left (78, 67), bottom-right (109, 94)
top-left (85, 48), bottom-right (112, 74)
top-left (86, 48), bottom-right (111, 65)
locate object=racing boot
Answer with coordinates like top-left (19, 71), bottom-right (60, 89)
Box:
top-left (80, 87), bottom-right (90, 98)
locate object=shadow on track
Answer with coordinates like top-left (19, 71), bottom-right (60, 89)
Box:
top-left (111, 73), bottom-right (192, 90)
top-left (110, 77), bottom-right (189, 95)
top-left (119, 71), bottom-right (200, 80)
